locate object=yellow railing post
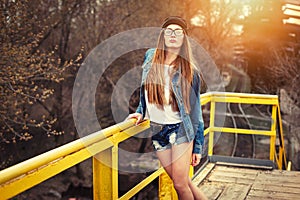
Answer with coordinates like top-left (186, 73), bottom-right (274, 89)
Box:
top-left (277, 105), bottom-right (288, 169)
top-left (208, 101), bottom-right (215, 156)
top-left (112, 144), bottom-right (119, 199)
top-left (159, 166), bottom-right (194, 200)
top-left (279, 148), bottom-right (283, 169)
top-left (270, 105), bottom-right (277, 162)
top-left (159, 170), bottom-right (177, 200)
top-left (93, 144), bottom-right (118, 200)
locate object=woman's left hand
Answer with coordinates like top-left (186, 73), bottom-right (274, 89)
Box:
top-left (191, 153), bottom-right (201, 166)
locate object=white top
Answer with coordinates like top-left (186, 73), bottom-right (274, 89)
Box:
top-left (144, 65), bottom-right (182, 124)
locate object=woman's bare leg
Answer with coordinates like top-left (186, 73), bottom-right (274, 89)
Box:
top-left (171, 142), bottom-right (194, 200)
top-left (188, 179), bottom-right (208, 200)
top-left (156, 149), bottom-right (173, 178)
top-left (156, 143), bottom-right (207, 200)
top-left (157, 146), bottom-right (194, 199)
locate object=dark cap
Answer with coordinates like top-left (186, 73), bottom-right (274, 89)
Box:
top-left (161, 16), bottom-right (188, 31)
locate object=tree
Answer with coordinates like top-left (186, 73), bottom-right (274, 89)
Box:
top-left (1, 1), bottom-right (65, 143)
top-left (243, 0), bottom-right (288, 93)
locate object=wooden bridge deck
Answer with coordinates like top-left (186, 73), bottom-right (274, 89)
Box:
top-left (193, 162), bottom-right (300, 200)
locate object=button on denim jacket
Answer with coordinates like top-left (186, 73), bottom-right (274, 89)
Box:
top-left (136, 48), bottom-right (204, 154)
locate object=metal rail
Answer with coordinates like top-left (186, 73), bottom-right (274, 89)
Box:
top-left (203, 92), bottom-right (288, 170)
top-left (0, 92), bottom-right (289, 200)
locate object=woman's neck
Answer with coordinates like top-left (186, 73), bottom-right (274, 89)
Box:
top-left (165, 48), bottom-right (180, 65)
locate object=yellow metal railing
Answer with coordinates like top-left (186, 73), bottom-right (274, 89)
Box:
top-left (0, 120), bottom-right (151, 200)
top-left (201, 92), bottom-right (288, 170)
top-left (0, 92), bottom-right (289, 200)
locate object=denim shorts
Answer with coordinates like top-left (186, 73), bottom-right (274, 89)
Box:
top-left (150, 122), bottom-right (189, 151)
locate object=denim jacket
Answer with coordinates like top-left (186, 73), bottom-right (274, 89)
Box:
top-left (136, 48), bottom-right (204, 154)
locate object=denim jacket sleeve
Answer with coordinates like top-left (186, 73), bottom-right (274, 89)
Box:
top-left (135, 48), bottom-right (155, 117)
top-left (190, 72), bottom-right (204, 154)
top-left (135, 88), bottom-right (145, 117)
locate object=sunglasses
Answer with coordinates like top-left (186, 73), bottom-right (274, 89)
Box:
top-left (163, 28), bottom-right (184, 36)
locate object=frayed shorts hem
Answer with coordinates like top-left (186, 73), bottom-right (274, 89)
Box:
top-left (153, 136), bottom-right (190, 152)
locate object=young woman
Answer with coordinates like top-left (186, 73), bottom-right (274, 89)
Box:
top-left (127, 16), bottom-right (207, 200)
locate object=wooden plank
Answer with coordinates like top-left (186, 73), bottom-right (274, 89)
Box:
top-left (193, 163), bottom-right (215, 186)
top-left (258, 182), bottom-right (300, 190)
top-left (255, 172), bottom-right (300, 183)
top-left (269, 170), bottom-right (300, 177)
top-left (208, 173), bottom-right (255, 185)
top-left (252, 183), bottom-right (300, 194)
top-left (214, 165), bottom-right (263, 175)
top-left (207, 165), bottom-right (258, 185)
top-left (196, 164), bottom-right (300, 199)
top-left (256, 173), bottom-right (300, 185)
top-left (211, 171), bottom-right (257, 180)
top-left (198, 183), bottom-right (224, 200)
top-left (246, 195), bottom-right (288, 200)
top-left (253, 180), bottom-right (300, 189)
top-left (247, 190), bottom-right (300, 200)
top-left (218, 184), bottom-right (251, 200)
top-left (262, 176), bottom-right (300, 184)
top-left (258, 170), bottom-right (300, 177)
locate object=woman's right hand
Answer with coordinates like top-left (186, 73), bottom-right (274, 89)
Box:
top-left (126, 113), bottom-right (143, 125)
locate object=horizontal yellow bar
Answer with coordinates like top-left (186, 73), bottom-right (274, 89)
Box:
top-left (0, 137), bottom-right (115, 199)
top-left (119, 167), bottom-right (165, 200)
top-left (211, 127), bottom-right (276, 136)
top-left (0, 120), bottom-right (138, 186)
top-left (113, 120), bottom-right (150, 143)
top-left (0, 120), bottom-right (134, 185)
top-left (212, 96), bottom-right (278, 105)
top-left (204, 92), bottom-right (278, 99)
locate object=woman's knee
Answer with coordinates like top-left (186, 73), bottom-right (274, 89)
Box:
top-left (173, 177), bottom-right (189, 191)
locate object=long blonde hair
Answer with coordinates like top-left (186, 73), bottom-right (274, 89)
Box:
top-left (145, 29), bottom-right (195, 113)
